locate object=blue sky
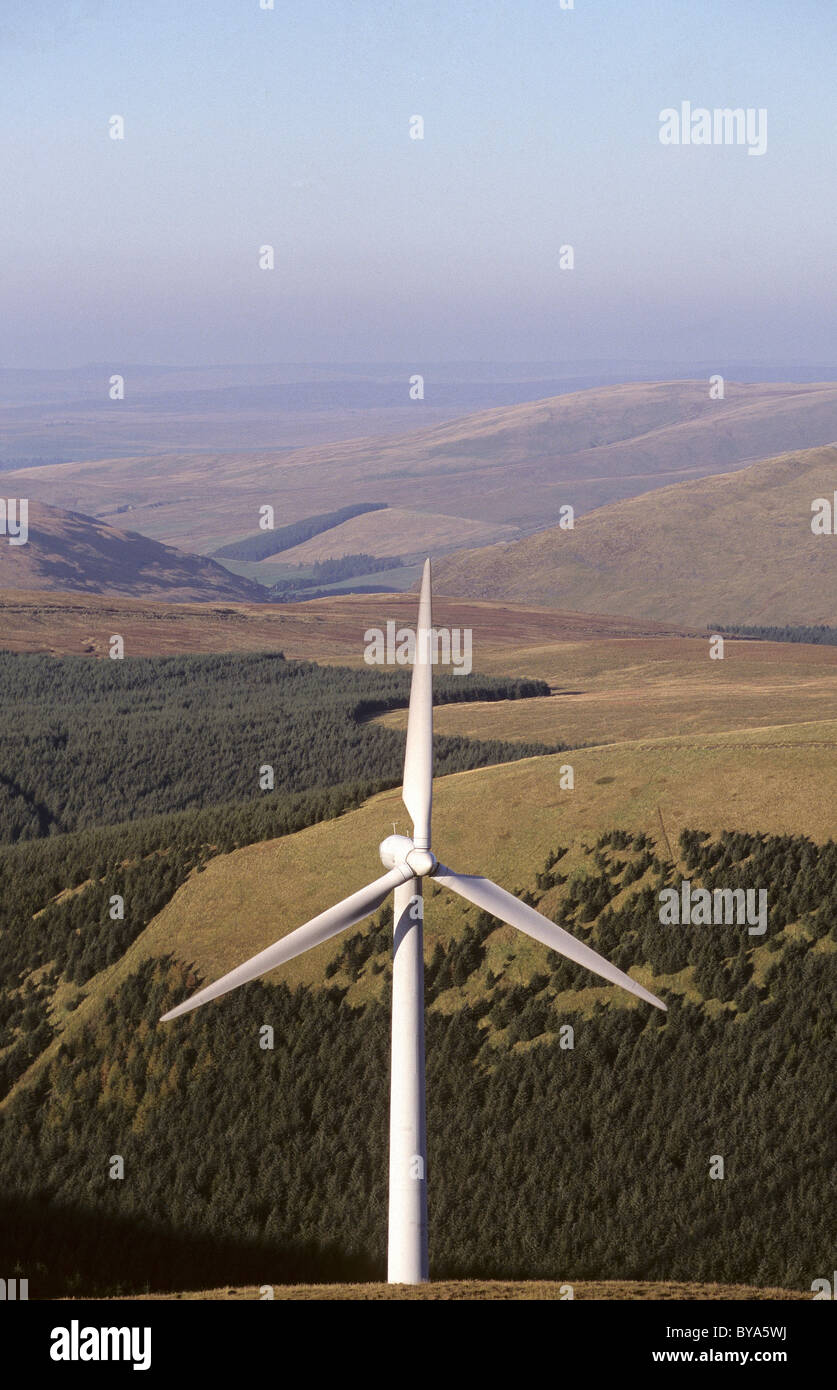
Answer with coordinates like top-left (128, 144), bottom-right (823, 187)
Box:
top-left (1, 0), bottom-right (835, 367)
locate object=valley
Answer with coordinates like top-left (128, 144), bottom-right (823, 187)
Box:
top-left (6, 381), bottom-right (837, 557)
top-left (1, 374), bottom-right (835, 1302)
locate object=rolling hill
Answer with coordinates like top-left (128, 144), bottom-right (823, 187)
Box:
top-left (0, 600), bottom-right (833, 1299)
top-left (434, 444), bottom-right (837, 626)
top-left (271, 507), bottom-right (518, 564)
top-left (75, 720), bottom-right (836, 1005)
top-left (0, 586), bottom-right (692, 657)
top-left (6, 380), bottom-right (837, 554)
top-left (3, 719), bottom-right (833, 1296)
top-left (0, 501), bottom-right (267, 604)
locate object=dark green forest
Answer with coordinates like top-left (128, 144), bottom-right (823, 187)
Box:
top-left (0, 651), bottom-right (553, 843)
top-left (0, 649), bottom-right (553, 1099)
top-left (268, 553), bottom-right (404, 599)
top-left (712, 622), bottom-right (837, 646)
top-left (0, 827), bottom-right (834, 1295)
top-left (211, 502), bottom-right (387, 561)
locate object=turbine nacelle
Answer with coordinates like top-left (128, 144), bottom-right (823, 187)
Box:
top-left (379, 834), bottom-right (437, 879)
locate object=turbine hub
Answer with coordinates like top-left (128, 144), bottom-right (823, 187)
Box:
top-left (405, 848), bottom-right (437, 878)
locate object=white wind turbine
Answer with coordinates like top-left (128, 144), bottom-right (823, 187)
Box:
top-left (161, 559), bottom-right (666, 1284)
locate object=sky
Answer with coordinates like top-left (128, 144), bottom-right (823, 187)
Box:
top-left (1, 0), bottom-right (835, 368)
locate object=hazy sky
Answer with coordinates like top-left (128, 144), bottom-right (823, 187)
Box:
top-left (2, 0), bottom-right (835, 368)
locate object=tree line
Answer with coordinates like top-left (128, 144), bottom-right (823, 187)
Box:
top-left (712, 623), bottom-right (837, 646)
top-left (0, 651), bottom-right (554, 845)
top-left (211, 503), bottom-right (387, 561)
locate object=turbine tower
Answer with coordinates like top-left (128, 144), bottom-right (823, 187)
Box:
top-left (161, 559), bottom-right (666, 1283)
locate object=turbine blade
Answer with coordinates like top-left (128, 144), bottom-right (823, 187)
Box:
top-left (433, 866), bottom-right (667, 1011)
top-left (402, 557), bottom-right (433, 850)
top-left (160, 865), bottom-right (409, 1022)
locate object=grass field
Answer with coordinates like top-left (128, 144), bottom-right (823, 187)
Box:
top-left (0, 587), bottom-right (690, 658)
top-left (378, 636), bottom-right (837, 746)
top-left (95, 1280), bottom-right (810, 1301)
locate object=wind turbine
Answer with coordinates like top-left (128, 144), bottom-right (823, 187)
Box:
top-left (161, 559), bottom-right (666, 1284)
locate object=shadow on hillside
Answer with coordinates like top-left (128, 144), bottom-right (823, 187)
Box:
top-left (0, 1194), bottom-right (376, 1299)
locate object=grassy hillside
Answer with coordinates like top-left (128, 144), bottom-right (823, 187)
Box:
top-left (10, 717), bottom-right (829, 1090)
top-left (377, 636), bottom-right (837, 746)
top-left (0, 587), bottom-right (690, 659)
top-left (274, 507), bottom-right (518, 563)
top-left (80, 721), bottom-right (837, 1006)
top-left (0, 502), bottom-right (267, 603)
top-left (7, 381), bottom-right (837, 552)
top-left (435, 445), bottom-right (837, 626)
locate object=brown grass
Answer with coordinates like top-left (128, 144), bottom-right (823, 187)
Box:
top-left (378, 635), bottom-right (837, 746)
top-left (435, 443), bottom-right (837, 626)
top-left (0, 587), bottom-right (691, 658)
top-left (90, 1280), bottom-right (810, 1301)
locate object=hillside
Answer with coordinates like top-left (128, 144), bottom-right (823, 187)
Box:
top-left (0, 652), bottom-right (550, 843)
top-left (0, 628), bottom-right (833, 1297)
top-left (1, 726), bottom-right (834, 1295)
top-left (0, 502), bottom-right (267, 604)
top-left (6, 380), bottom-right (837, 553)
top-left (377, 635), bottom-right (837, 748)
top-left (272, 507), bottom-right (518, 563)
top-left (435, 444), bottom-right (837, 626)
top-left (0, 587), bottom-right (692, 658)
top-left (84, 721), bottom-right (837, 1002)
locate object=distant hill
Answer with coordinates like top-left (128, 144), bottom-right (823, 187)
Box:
top-left (435, 444), bottom-right (837, 626)
top-left (6, 380), bottom-right (837, 553)
top-left (273, 507), bottom-right (518, 563)
top-left (0, 586), bottom-right (694, 658)
top-left (0, 501), bottom-right (267, 604)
